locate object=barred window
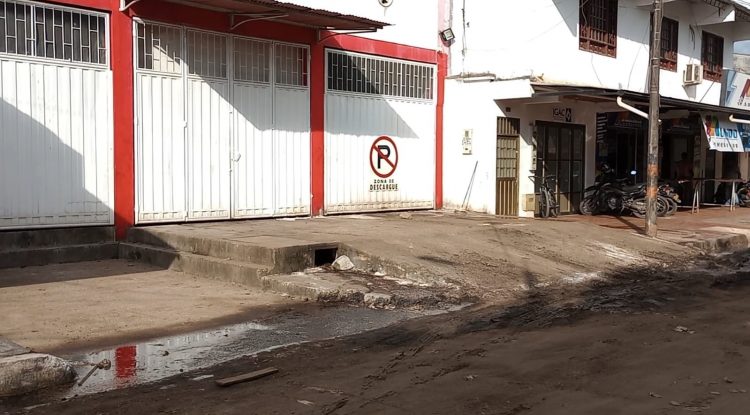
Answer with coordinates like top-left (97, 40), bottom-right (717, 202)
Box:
top-left (579, 0), bottom-right (618, 58)
top-left (0, 0), bottom-right (108, 65)
top-left (233, 37), bottom-right (270, 83)
top-left (187, 30), bottom-right (227, 79)
top-left (702, 31), bottom-right (723, 82)
top-left (275, 43), bottom-right (307, 87)
top-left (326, 50), bottom-right (434, 100)
top-left (136, 22), bottom-right (182, 73)
top-left (659, 17), bottom-right (678, 71)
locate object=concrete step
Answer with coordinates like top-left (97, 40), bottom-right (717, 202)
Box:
top-left (127, 227), bottom-right (276, 266)
top-left (127, 227), bottom-right (339, 274)
top-left (0, 242), bottom-right (119, 269)
top-left (0, 226), bottom-right (114, 251)
top-left (119, 242), bottom-right (270, 288)
top-left (262, 272), bottom-right (371, 303)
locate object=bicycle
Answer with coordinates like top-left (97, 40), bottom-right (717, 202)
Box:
top-left (530, 175), bottom-right (559, 218)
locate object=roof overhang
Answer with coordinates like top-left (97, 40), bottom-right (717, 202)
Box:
top-left (146, 0), bottom-right (388, 31)
top-left (530, 83), bottom-right (750, 119)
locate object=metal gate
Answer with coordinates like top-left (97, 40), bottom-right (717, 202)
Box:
top-left (324, 50), bottom-right (436, 213)
top-left (496, 117), bottom-right (519, 216)
top-left (535, 122), bottom-right (585, 214)
top-left (134, 21), bottom-right (310, 223)
top-left (0, 0), bottom-right (113, 228)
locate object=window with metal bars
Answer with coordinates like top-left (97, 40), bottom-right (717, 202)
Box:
top-left (187, 30), bottom-right (227, 79)
top-left (136, 22), bottom-right (182, 74)
top-left (0, 0), bottom-right (107, 66)
top-left (659, 17), bottom-right (678, 71)
top-left (326, 50), bottom-right (434, 100)
top-left (233, 37), bottom-right (270, 83)
top-left (579, 0), bottom-right (618, 58)
top-left (275, 43), bottom-right (307, 87)
top-left (701, 31), bottom-right (723, 82)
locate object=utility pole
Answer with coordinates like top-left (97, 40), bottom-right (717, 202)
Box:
top-left (646, 0), bottom-right (663, 237)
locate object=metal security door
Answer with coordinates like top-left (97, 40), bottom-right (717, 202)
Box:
top-left (496, 117), bottom-right (519, 216)
top-left (135, 24), bottom-right (309, 223)
top-left (324, 50), bottom-right (436, 213)
top-left (134, 22), bottom-right (186, 223)
top-left (536, 122), bottom-right (585, 214)
top-left (231, 39), bottom-right (310, 217)
top-left (0, 1), bottom-right (113, 228)
top-left (271, 44), bottom-right (310, 215)
top-left (186, 30), bottom-right (231, 220)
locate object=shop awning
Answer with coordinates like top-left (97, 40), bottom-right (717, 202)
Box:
top-left (530, 83), bottom-right (750, 152)
top-left (530, 83), bottom-right (750, 119)
top-left (156, 0), bottom-right (388, 31)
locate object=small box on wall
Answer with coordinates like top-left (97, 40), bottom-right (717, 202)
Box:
top-left (523, 194), bottom-right (536, 212)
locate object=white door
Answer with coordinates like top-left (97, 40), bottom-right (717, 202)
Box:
top-left (324, 50), bottom-right (436, 213)
top-left (135, 24), bottom-right (309, 223)
top-left (185, 30), bottom-right (231, 220)
top-left (135, 22), bottom-right (185, 223)
top-left (0, 1), bottom-right (113, 229)
top-left (231, 39), bottom-right (310, 218)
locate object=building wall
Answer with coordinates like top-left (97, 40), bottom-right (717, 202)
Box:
top-left (3, 0), bottom-right (444, 236)
top-left (449, 0), bottom-right (740, 105)
top-left (444, 79), bottom-right (617, 216)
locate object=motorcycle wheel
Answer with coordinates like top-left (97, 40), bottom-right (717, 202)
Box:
top-left (630, 197), bottom-right (647, 218)
top-left (664, 196), bottom-right (678, 216)
top-left (579, 197), bottom-right (595, 216)
top-left (656, 196), bottom-right (670, 217)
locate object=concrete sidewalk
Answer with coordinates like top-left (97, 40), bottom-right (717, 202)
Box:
top-left (124, 211), bottom-right (694, 302)
top-left (569, 206), bottom-right (750, 252)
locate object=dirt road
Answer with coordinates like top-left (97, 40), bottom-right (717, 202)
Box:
top-left (6, 252), bottom-right (750, 414)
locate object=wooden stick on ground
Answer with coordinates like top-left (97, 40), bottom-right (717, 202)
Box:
top-left (215, 367), bottom-right (279, 387)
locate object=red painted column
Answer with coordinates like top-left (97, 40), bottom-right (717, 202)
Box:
top-left (435, 52), bottom-right (447, 210)
top-left (111, 5), bottom-right (135, 239)
top-left (310, 41), bottom-right (326, 216)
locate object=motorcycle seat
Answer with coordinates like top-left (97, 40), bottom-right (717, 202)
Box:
top-left (621, 184), bottom-right (643, 193)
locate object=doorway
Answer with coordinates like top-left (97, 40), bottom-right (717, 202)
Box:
top-left (536, 122), bottom-right (586, 214)
top-left (496, 117), bottom-right (520, 216)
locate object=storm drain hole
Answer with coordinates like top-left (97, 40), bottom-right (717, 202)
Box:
top-left (314, 247), bottom-right (338, 266)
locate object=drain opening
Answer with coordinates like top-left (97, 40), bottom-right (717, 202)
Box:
top-left (314, 247), bottom-right (338, 266)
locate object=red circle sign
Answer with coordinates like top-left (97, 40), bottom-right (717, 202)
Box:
top-left (369, 136), bottom-right (398, 178)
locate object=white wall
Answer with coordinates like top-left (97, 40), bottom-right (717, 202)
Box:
top-left (449, 0), bottom-right (743, 105)
top-left (443, 79), bottom-right (616, 216)
top-left (291, 0), bottom-right (440, 51)
top-left (443, 80), bottom-right (503, 213)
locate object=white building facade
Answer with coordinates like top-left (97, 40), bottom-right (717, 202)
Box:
top-left (0, 0), bottom-right (447, 237)
top-left (443, 0), bottom-right (750, 216)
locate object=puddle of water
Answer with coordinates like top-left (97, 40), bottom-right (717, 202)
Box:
top-left (57, 306), bottom-right (434, 399)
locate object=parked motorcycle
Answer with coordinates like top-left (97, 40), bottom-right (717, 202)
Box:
top-left (579, 165), bottom-right (675, 217)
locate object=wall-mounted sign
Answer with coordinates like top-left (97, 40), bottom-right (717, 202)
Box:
top-left (701, 113), bottom-right (750, 152)
top-left (462, 129), bottom-right (473, 155)
top-left (369, 136), bottom-right (400, 192)
top-left (552, 107), bottom-right (573, 123)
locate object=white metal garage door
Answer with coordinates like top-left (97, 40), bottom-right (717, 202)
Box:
top-left (0, 0), bottom-right (113, 229)
top-left (324, 50), bottom-right (436, 213)
top-left (135, 22), bottom-right (310, 224)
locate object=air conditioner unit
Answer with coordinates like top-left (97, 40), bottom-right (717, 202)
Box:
top-left (683, 64), bottom-right (703, 86)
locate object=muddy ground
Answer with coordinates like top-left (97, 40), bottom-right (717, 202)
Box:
top-left (0, 261), bottom-right (296, 353)
top-left (6, 251), bottom-right (750, 414)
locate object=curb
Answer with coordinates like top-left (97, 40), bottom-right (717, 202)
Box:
top-left (680, 233), bottom-right (750, 254)
top-left (0, 338), bottom-right (76, 398)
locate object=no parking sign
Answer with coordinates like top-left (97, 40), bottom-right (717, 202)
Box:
top-left (369, 136), bottom-right (399, 192)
